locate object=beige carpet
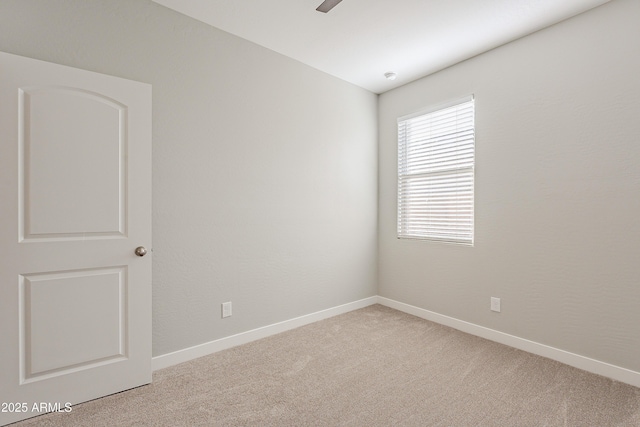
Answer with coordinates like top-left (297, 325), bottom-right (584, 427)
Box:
top-left (12, 305), bottom-right (640, 426)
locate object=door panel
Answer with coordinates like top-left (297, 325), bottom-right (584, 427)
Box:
top-left (22, 267), bottom-right (126, 380)
top-left (21, 87), bottom-right (127, 239)
top-left (0, 51), bottom-right (152, 426)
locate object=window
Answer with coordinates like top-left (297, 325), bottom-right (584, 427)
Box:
top-left (397, 96), bottom-right (475, 245)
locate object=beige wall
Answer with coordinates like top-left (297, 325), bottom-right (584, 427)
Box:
top-left (0, 0), bottom-right (378, 357)
top-left (378, 0), bottom-right (640, 372)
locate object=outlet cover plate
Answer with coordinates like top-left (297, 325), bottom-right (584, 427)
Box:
top-left (222, 302), bottom-right (232, 318)
top-left (491, 297), bottom-right (501, 313)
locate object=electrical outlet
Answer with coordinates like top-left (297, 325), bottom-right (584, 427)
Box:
top-left (490, 297), bottom-right (501, 313)
top-left (222, 302), bottom-right (232, 318)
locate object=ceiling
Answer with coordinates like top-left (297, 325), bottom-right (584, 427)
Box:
top-left (151, 0), bottom-right (610, 94)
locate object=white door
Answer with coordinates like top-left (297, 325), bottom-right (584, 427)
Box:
top-left (0, 52), bottom-right (152, 426)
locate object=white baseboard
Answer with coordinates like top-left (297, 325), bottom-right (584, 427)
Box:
top-left (376, 296), bottom-right (640, 388)
top-left (153, 294), bottom-right (640, 389)
top-left (152, 296), bottom-right (378, 371)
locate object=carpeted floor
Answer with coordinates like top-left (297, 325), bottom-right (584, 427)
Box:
top-left (11, 305), bottom-right (640, 426)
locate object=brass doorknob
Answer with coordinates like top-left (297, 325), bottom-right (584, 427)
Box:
top-left (134, 246), bottom-right (148, 257)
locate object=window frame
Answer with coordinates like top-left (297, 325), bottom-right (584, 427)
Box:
top-left (397, 96), bottom-right (475, 246)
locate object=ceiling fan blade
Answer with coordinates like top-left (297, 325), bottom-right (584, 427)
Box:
top-left (316, 0), bottom-right (343, 13)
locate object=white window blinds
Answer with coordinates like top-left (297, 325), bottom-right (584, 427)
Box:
top-left (397, 96), bottom-right (475, 244)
